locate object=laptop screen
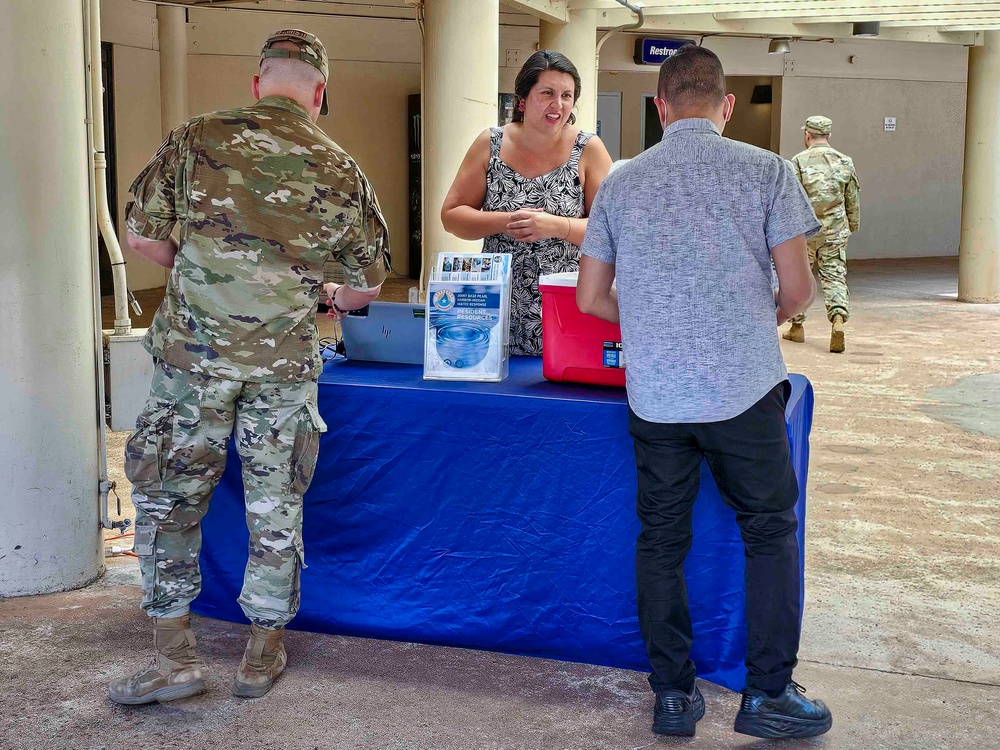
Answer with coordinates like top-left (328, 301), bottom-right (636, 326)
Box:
top-left (339, 301), bottom-right (426, 365)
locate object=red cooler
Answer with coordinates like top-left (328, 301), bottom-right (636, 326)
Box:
top-left (539, 272), bottom-right (625, 387)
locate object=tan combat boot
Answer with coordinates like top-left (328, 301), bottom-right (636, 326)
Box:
top-left (783, 323), bottom-right (805, 343)
top-left (232, 624), bottom-right (287, 698)
top-left (108, 615), bottom-right (207, 705)
top-left (830, 314), bottom-right (846, 353)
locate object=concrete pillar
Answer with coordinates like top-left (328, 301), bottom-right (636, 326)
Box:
top-left (422, 0), bottom-right (499, 280)
top-left (959, 32), bottom-right (1000, 303)
top-left (539, 10), bottom-right (598, 133)
top-left (157, 5), bottom-right (188, 137)
top-left (0, 0), bottom-right (103, 595)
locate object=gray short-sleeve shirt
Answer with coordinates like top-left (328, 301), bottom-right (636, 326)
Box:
top-left (581, 118), bottom-right (820, 423)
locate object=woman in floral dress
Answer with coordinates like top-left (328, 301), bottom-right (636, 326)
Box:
top-left (441, 50), bottom-right (612, 355)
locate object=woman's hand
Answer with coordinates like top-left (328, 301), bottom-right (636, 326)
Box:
top-left (506, 208), bottom-right (568, 243)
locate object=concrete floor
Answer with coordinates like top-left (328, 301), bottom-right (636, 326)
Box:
top-left (4, 258), bottom-right (999, 749)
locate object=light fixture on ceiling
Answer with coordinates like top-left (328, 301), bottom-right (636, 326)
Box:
top-left (853, 21), bottom-right (880, 37)
top-left (768, 38), bottom-right (792, 55)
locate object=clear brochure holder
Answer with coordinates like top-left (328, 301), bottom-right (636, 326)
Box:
top-left (423, 252), bottom-right (512, 382)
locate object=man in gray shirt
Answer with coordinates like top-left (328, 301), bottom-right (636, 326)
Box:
top-left (577, 45), bottom-right (830, 740)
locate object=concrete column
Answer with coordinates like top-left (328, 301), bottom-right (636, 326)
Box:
top-left (539, 10), bottom-right (598, 133)
top-left (0, 0), bottom-right (102, 595)
top-left (157, 5), bottom-right (188, 137)
top-left (422, 0), bottom-right (499, 280)
top-left (959, 32), bottom-right (1000, 303)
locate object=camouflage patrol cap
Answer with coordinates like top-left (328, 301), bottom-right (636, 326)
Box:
top-left (259, 29), bottom-right (330, 116)
top-left (803, 115), bottom-right (833, 135)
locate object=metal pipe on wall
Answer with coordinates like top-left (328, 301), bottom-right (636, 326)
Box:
top-left (88, 0), bottom-right (133, 336)
top-left (596, 0), bottom-right (645, 69)
top-left (83, 0), bottom-right (123, 535)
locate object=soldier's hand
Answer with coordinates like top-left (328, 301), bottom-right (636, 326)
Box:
top-left (323, 283), bottom-right (346, 320)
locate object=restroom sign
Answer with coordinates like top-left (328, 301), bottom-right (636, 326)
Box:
top-left (634, 38), bottom-right (693, 65)
top-left (884, 116), bottom-right (897, 132)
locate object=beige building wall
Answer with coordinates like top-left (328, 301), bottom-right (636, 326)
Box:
top-left (102, 4), bottom-right (424, 286)
top-left (780, 77), bottom-right (967, 259)
top-left (596, 72), bottom-right (776, 157)
top-left (724, 77), bottom-right (776, 151)
top-left (770, 76), bottom-right (783, 154)
top-left (101, 0), bottom-right (168, 291)
top-left (100, 1), bottom-right (970, 281)
top-left (186, 54), bottom-right (420, 279)
top-left (598, 70), bottom-right (655, 158)
top-left (113, 45), bottom-right (166, 291)
top-left (598, 33), bottom-right (968, 260)
top-left (186, 10), bottom-right (421, 278)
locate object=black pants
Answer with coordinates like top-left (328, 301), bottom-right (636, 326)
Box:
top-left (629, 381), bottom-right (801, 696)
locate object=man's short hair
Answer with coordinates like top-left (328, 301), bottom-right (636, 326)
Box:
top-left (260, 42), bottom-right (324, 87)
top-left (657, 45), bottom-right (727, 110)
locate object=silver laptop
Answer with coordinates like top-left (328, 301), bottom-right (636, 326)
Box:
top-left (339, 301), bottom-right (426, 365)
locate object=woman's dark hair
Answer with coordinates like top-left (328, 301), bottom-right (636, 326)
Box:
top-left (512, 50), bottom-right (582, 125)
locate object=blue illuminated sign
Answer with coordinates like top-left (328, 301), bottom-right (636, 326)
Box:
top-left (634, 38), bottom-right (693, 65)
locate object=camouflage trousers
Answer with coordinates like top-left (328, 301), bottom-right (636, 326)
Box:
top-left (791, 237), bottom-right (850, 324)
top-left (125, 359), bottom-right (327, 628)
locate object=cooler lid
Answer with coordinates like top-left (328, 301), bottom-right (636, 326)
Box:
top-left (538, 271), bottom-right (579, 288)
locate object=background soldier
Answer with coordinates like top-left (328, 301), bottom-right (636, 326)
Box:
top-left (109, 29), bottom-right (389, 705)
top-left (783, 115), bottom-right (860, 353)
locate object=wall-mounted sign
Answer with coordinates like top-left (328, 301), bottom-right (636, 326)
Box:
top-left (884, 116), bottom-right (897, 132)
top-left (633, 38), bottom-right (694, 66)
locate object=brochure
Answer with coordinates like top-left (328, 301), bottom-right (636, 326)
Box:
top-left (424, 253), bottom-right (512, 382)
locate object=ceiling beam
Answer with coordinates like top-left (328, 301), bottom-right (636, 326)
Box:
top-left (571, 0), bottom-right (1000, 12)
top-left (879, 18), bottom-right (1000, 26)
top-left (586, 9), bottom-right (976, 43)
top-left (715, 2), bottom-right (1000, 20)
top-left (501, 0), bottom-right (569, 24)
top-left (786, 12), bottom-right (1000, 24)
top-left (185, 0), bottom-right (267, 6)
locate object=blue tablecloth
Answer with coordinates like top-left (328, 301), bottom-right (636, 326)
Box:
top-left (193, 357), bottom-right (813, 692)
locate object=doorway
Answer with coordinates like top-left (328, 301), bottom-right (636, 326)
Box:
top-left (98, 42), bottom-right (118, 297)
top-left (597, 91), bottom-right (622, 161)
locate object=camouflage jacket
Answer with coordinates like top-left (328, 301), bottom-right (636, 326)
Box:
top-left (791, 145), bottom-right (860, 242)
top-left (127, 95), bottom-right (390, 383)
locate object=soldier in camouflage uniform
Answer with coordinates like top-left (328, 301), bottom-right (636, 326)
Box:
top-left (783, 115), bottom-right (860, 353)
top-left (108, 29), bottom-right (390, 705)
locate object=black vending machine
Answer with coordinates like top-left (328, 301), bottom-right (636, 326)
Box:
top-left (407, 93), bottom-right (421, 280)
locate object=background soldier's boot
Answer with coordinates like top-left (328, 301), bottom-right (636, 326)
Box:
top-left (232, 624), bottom-right (287, 698)
top-left (108, 615), bottom-right (207, 705)
top-left (830, 314), bottom-right (846, 353)
top-left (783, 323), bottom-right (805, 343)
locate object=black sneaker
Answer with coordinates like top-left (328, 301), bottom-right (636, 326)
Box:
top-left (734, 681), bottom-right (833, 739)
top-left (652, 684), bottom-right (705, 737)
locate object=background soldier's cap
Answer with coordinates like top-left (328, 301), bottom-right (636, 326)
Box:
top-left (803, 115), bottom-right (833, 135)
top-left (259, 29), bottom-right (329, 116)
